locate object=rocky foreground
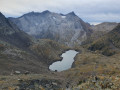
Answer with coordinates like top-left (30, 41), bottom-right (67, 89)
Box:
top-left (1, 71), bottom-right (120, 89)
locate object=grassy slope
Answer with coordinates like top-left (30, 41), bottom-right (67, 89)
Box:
top-left (30, 39), bottom-right (69, 65)
top-left (0, 39), bottom-right (69, 75)
top-left (1, 46), bottom-right (120, 89)
top-left (59, 24), bottom-right (120, 89)
top-left (0, 39), bottom-right (69, 89)
top-left (60, 47), bottom-right (120, 89)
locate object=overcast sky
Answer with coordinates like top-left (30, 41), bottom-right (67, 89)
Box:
top-left (0, 0), bottom-right (120, 24)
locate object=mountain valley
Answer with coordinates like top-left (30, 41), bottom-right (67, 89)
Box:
top-left (0, 11), bottom-right (120, 89)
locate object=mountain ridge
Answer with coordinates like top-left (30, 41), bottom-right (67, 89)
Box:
top-left (9, 10), bottom-right (92, 47)
top-left (88, 23), bottom-right (120, 56)
top-left (0, 12), bottom-right (33, 49)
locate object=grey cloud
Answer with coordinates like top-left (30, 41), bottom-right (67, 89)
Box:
top-left (0, 0), bottom-right (120, 23)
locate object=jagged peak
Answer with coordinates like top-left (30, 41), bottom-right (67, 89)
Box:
top-left (60, 13), bottom-right (65, 16)
top-left (0, 12), bottom-right (2, 15)
top-left (67, 11), bottom-right (76, 16)
top-left (28, 11), bottom-right (35, 14)
top-left (21, 10), bottom-right (51, 17)
top-left (18, 11), bottom-right (78, 19)
top-left (0, 12), bottom-right (5, 17)
top-left (0, 12), bottom-right (7, 21)
top-left (21, 11), bottom-right (40, 17)
top-left (42, 10), bottom-right (50, 13)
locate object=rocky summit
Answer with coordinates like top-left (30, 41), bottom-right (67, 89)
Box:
top-left (9, 10), bottom-right (91, 47)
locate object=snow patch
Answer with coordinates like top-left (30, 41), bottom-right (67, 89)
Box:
top-left (61, 16), bottom-right (66, 19)
top-left (53, 17), bottom-right (56, 20)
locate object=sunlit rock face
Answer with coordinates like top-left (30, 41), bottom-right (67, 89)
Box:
top-left (9, 10), bottom-right (91, 47)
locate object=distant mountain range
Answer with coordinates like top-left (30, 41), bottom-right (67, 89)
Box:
top-left (9, 10), bottom-right (92, 47)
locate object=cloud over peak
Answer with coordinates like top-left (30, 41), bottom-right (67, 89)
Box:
top-left (0, 0), bottom-right (120, 23)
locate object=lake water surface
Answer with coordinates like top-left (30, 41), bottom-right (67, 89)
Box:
top-left (49, 50), bottom-right (79, 72)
